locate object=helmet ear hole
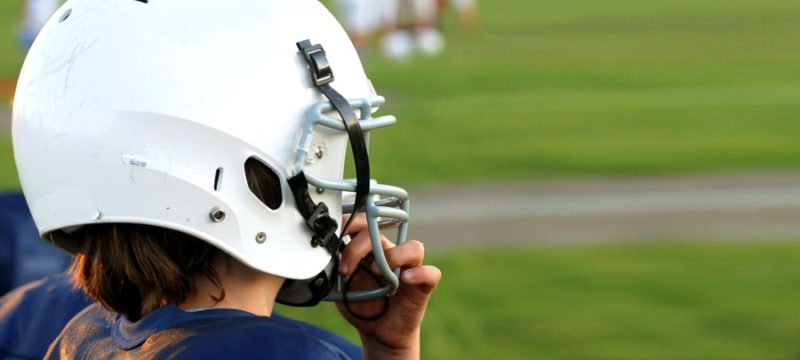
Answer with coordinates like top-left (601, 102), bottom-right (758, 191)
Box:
top-left (244, 158), bottom-right (283, 210)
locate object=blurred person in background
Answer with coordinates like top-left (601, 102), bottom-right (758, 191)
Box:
top-left (412, 0), bottom-right (445, 57)
top-left (380, 0), bottom-right (439, 60)
top-left (377, 0), bottom-right (478, 60)
top-left (415, 0), bottom-right (478, 55)
top-left (444, 0), bottom-right (477, 35)
top-left (336, 0), bottom-right (476, 60)
top-left (336, 0), bottom-right (382, 55)
top-left (335, 0), bottom-right (415, 59)
top-left (379, 0), bottom-right (414, 60)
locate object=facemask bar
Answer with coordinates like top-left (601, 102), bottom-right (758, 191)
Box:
top-left (306, 175), bottom-right (409, 301)
top-left (293, 96), bottom-right (410, 301)
top-left (293, 96), bottom-right (396, 173)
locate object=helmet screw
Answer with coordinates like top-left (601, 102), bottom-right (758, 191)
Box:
top-left (256, 232), bottom-right (267, 244)
top-left (316, 187), bottom-right (325, 194)
top-left (304, 136), bottom-right (327, 165)
top-left (313, 144), bottom-right (325, 160)
top-left (209, 207), bottom-right (226, 222)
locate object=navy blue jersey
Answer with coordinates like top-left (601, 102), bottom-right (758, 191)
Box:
top-left (0, 192), bottom-right (72, 295)
top-left (0, 273), bottom-right (92, 360)
top-left (45, 304), bottom-right (361, 359)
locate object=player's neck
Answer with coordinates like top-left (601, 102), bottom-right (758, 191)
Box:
top-left (179, 257), bottom-right (284, 317)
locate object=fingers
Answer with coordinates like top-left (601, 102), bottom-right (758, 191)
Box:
top-left (340, 215), bottom-right (433, 293)
top-left (362, 240), bottom-right (427, 286)
top-left (340, 230), bottom-right (393, 277)
top-left (384, 240), bottom-right (425, 270)
top-left (341, 213), bottom-right (368, 236)
top-left (342, 213), bottom-right (401, 236)
top-left (341, 235), bottom-right (428, 276)
top-left (383, 241), bottom-right (439, 293)
top-left (401, 265), bottom-right (442, 290)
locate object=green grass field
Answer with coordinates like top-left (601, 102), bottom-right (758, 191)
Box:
top-left (0, 2), bottom-right (23, 79)
top-left (361, 0), bottom-right (800, 184)
top-left (279, 242), bottom-right (800, 359)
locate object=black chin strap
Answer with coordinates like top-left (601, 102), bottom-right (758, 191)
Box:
top-left (290, 39), bottom-right (371, 254)
top-left (287, 173), bottom-right (342, 255)
top-left (282, 40), bottom-right (381, 315)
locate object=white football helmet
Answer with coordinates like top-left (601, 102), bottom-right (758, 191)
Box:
top-left (12, 0), bottom-right (409, 306)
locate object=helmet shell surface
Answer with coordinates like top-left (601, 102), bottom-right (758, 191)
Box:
top-left (13, 0), bottom-right (373, 280)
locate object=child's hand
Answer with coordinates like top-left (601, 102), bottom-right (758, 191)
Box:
top-left (335, 215), bottom-right (441, 360)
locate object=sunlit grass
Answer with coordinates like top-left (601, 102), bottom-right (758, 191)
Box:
top-left (279, 242), bottom-right (800, 359)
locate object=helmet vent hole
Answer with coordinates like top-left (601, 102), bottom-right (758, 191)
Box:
top-left (58, 9), bottom-right (71, 23)
top-left (213, 167), bottom-right (223, 191)
top-left (245, 158), bottom-right (282, 210)
top-left (134, 0), bottom-right (149, 3)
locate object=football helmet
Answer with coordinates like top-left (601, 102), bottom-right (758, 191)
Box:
top-left (12, 0), bottom-right (409, 305)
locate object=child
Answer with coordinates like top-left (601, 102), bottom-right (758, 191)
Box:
top-left (12, 0), bottom-right (440, 358)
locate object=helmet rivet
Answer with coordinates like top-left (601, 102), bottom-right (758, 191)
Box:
top-left (305, 135), bottom-right (327, 165)
top-left (209, 207), bottom-right (226, 222)
top-left (316, 187), bottom-right (325, 195)
top-left (313, 144), bottom-right (325, 160)
top-left (256, 232), bottom-right (267, 244)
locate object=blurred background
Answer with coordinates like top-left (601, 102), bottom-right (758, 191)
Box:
top-left (2, 0), bottom-right (800, 358)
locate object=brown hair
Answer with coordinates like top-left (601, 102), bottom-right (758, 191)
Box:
top-left (71, 224), bottom-right (224, 321)
top-left (71, 157), bottom-right (283, 321)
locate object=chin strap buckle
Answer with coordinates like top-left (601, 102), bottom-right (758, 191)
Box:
top-left (297, 40), bottom-right (334, 87)
top-left (308, 203), bottom-right (342, 255)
